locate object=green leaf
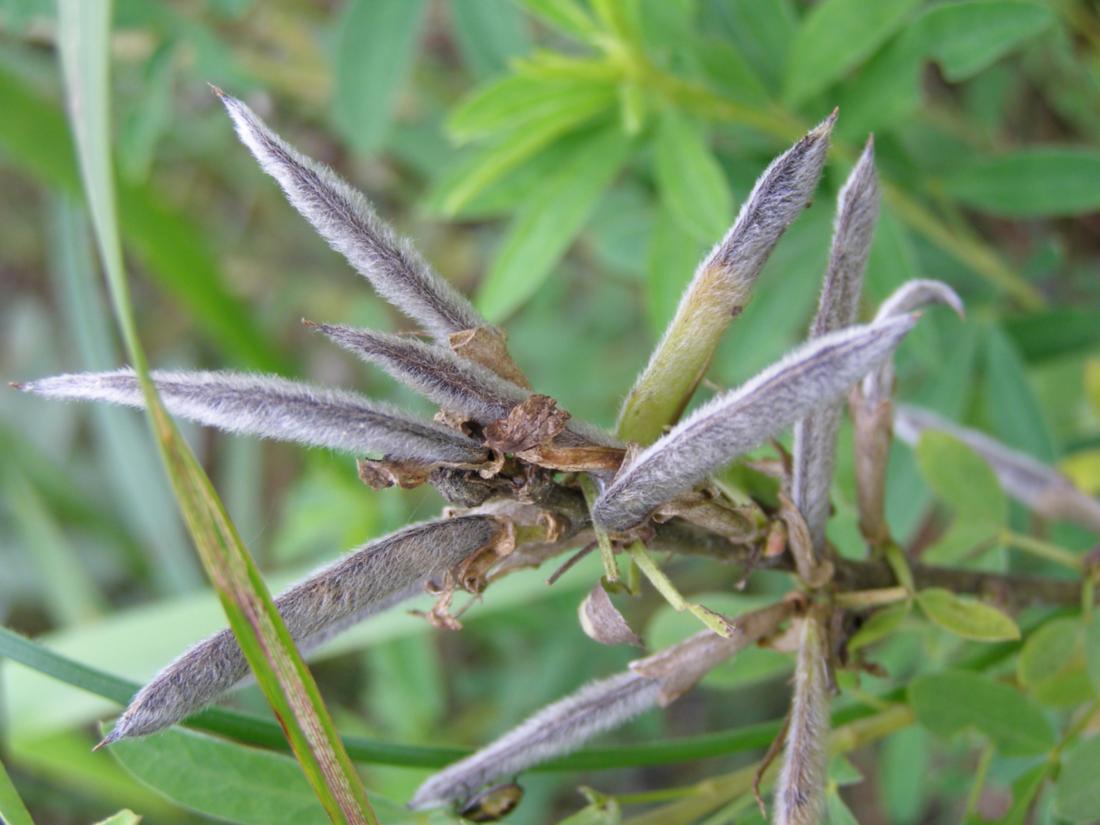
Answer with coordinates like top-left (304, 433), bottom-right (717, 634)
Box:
top-left (702, 0), bottom-right (795, 92)
top-left (645, 202), bottom-right (707, 336)
top-left (653, 109), bottom-right (732, 243)
top-left (1017, 618), bottom-right (1093, 707)
top-left (105, 725), bottom-right (331, 824)
top-left (511, 0), bottom-right (600, 40)
top-left (916, 588), bottom-right (1020, 642)
top-left (436, 94), bottom-right (614, 215)
top-left (835, 31), bottom-right (924, 140)
top-left (332, 0), bottom-right (427, 155)
top-left (1086, 611), bottom-right (1100, 696)
top-left (1001, 763), bottom-right (1051, 825)
top-left (94, 812), bottom-right (141, 825)
top-left (450, 0), bottom-right (531, 80)
top-left (908, 670), bottom-right (1056, 755)
top-left (448, 74), bottom-right (614, 142)
top-left (1002, 309), bottom-right (1100, 363)
top-left (881, 726), bottom-right (930, 824)
top-left (825, 786), bottom-right (859, 825)
top-left (475, 124), bottom-right (633, 321)
top-left (1055, 735), bottom-right (1100, 823)
top-left (983, 325), bottom-right (1056, 461)
top-left (848, 601), bottom-right (911, 652)
top-left (943, 148), bottom-right (1100, 217)
top-left (914, 0), bottom-right (1053, 82)
top-left (915, 431), bottom-right (1008, 528)
top-left (783, 0), bottom-right (922, 106)
top-left (0, 759), bottom-right (34, 825)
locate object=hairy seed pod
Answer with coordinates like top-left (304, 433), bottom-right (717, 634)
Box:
top-left (595, 316), bottom-right (917, 532)
top-left (895, 404), bottom-right (1100, 532)
top-left (99, 516), bottom-right (501, 745)
top-left (215, 89), bottom-right (485, 340)
top-left (791, 137), bottom-right (878, 557)
top-left (774, 613), bottom-right (830, 825)
top-left (16, 368), bottom-right (489, 466)
top-left (617, 112), bottom-right (837, 445)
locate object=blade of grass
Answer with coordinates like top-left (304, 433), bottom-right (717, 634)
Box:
top-left (56, 2), bottom-right (374, 821)
top-left (0, 758), bottom-right (36, 825)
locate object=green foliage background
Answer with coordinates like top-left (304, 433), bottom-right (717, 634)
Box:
top-left (1, 0), bottom-right (1099, 822)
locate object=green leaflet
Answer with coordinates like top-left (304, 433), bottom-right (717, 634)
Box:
top-left (653, 109), bottom-right (732, 243)
top-left (915, 431), bottom-right (1007, 528)
top-left (944, 148), bottom-right (1100, 217)
top-left (332, 0), bottom-right (427, 155)
top-left (475, 123), bottom-right (634, 321)
top-left (783, 0), bottom-right (922, 106)
top-left (449, 0), bottom-right (531, 80)
top-left (916, 588), bottom-right (1020, 642)
top-left (914, 0), bottom-right (1053, 81)
top-left (1017, 617), bottom-right (1093, 707)
top-left (0, 759), bottom-right (35, 825)
top-left (1055, 735), bottom-right (1100, 823)
top-left (908, 670), bottom-right (1055, 755)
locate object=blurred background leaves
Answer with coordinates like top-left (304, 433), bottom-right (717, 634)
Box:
top-left (1, 0), bottom-right (1098, 822)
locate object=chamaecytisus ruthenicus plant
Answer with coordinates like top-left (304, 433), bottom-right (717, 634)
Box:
top-left (17, 91), bottom-right (1100, 825)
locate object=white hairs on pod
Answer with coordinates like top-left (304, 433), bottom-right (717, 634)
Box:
top-left (774, 614), bottom-right (830, 825)
top-left (595, 315), bottom-right (918, 532)
top-left (791, 138), bottom-right (878, 555)
top-left (99, 516), bottom-right (501, 745)
top-left (861, 279), bottom-right (964, 406)
top-left (313, 323), bottom-right (621, 447)
top-left (215, 89), bottom-right (484, 340)
top-left (16, 368), bottom-right (489, 466)
top-left (895, 404), bottom-right (1100, 532)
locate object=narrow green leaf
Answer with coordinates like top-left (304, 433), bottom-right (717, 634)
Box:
top-left (702, 0), bottom-right (796, 92)
top-left (835, 29), bottom-right (924, 140)
top-left (825, 787), bottom-right (859, 825)
top-left (0, 759), bottom-right (35, 825)
top-left (915, 0), bottom-right (1053, 81)
top-left (450, 0), bottom-right (531, 80)
top-left (983, 324), bottom-right (1056, 461)
top-left (437, 93), bottom-right (614, 215)
top-left (916, 588), bottom-right (1020, 642)
top-left (908, 670), bottom-right (1055, 755)
top-left (653, 109), bottom-right (732, 243)
top-left (848, 602), bottom-right (911, 652)
top-left (1001, 763), bottom-right (1050, 825)
top-left (511, 0), bottom-right (600, 40)
top-left (56, 2), bottom-right (376, 820)
top-left (332, 0), bottom-right (427, 155)
top-left (475, 124), bottom-right (633, 320)
top-left (915, 431), bottom-right (1008, 527)
top-left (1055, 735), bottom-right (1100, 823)
top-left (783, 0), bottom-right (922, 106)
top-left (944, 148), bottom-right (1100, 217)
top-left (448, 74), bottom-right (614, 142)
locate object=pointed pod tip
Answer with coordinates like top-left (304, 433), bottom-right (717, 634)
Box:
top-left (300, 317), bottom-right (318, 328)
top-left (207, 82), bottom-right (226, 99)
top-left (8, 381), bottom-right (25, 391)
top-left (93, 728), bottom-right (121, 751)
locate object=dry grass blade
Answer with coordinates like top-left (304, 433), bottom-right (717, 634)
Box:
top-left (792, 137), bottom-right (878, 557)
top-left (895, 405), bottom-right (1100, 532)
top-left (617, 112), bottom-right (836, 445)
top-left (16, 368), bottom-right (488, 466)
top-left (100, 516), bottom-right (500, 743)
top-left (594, 316), bottom-right (917, 532)
top-left (215, 89), bottom-right (484, 341)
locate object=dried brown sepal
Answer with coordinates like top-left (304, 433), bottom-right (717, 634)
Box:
top-left (454, 518), bottom-right (517, 594)
top-left (449, 326), bottom-right (532, 389)
top-left (630, 599), bottom-right (797, 705)
top-left (356, 457), bottom-right (432, 490)
top-left (778, 491), bottom-right (833, 588)
top-left (579, 584), bottom-right (643, 648)
top-left (414, 577), bottom-right (464, 631)
top-left (484, 394), bottom-right (571, 453)
top-left (515, 443), bottom-right (627, 473)
top-left (652, 492), bottom-right (760, 543)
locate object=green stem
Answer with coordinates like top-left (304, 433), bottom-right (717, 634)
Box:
top-left (1000, 529), bottom-right (1084, 572)
top-left (579, 474), bottom-right (620, 582)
